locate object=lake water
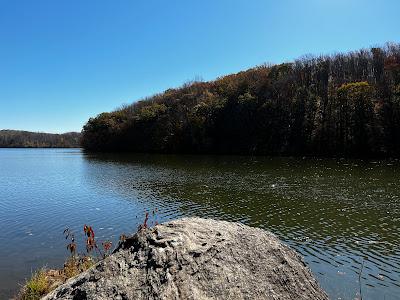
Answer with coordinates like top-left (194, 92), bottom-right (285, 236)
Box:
top-left (0, 149), bottom-right (399, 299)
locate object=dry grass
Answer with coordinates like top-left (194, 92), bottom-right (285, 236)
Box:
top-left (17, 256), bottom-right (95, 299)
top-left (17, 268), bottom-right (52, 300)
top-left (63, 256), bottom-right (94, 278)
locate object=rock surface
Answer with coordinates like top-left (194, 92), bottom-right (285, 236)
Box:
top-left (43, 218), bottom-right (328, 300)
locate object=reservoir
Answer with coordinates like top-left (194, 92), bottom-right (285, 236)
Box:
top-left (0, 149), bottom-right (399, 299)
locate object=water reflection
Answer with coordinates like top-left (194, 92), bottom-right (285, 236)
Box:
top-left (83, 153), bottom-right (400, 300)
top-left (1, 149), bottom-right (398, 299)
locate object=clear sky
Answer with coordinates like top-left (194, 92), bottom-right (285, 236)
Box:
top-left (0, 0), bottom-right (399, 133)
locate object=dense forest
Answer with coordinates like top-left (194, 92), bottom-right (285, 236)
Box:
top-left (82, 43), bottom-right (400, 157)
top-left (0, 130), bottom-right (81, 148)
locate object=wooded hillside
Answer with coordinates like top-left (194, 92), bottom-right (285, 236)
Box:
top-left (82, 43), bottom-right (400, 157)
top-left (0, 130), bottom-right (81, 148)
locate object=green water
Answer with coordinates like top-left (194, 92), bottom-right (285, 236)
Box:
top-left (0, 149), bottom-right (399, 299)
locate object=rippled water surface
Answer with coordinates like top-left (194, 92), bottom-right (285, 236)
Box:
top-left (0, 149), bottom-right (399, 299)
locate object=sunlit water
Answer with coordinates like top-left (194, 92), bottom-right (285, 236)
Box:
top-left (0, 149), bottom-right (399, 299)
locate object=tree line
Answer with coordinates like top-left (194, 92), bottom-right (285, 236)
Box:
top-left (0, 130), bottom-right (81, 148)
top-left (82, 43), bottom-right (400, 157)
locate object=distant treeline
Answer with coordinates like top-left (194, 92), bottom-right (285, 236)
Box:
top-left (82, 43), bottom-right (400, 157)
top-left (0, 130), bottom-right (81, 148)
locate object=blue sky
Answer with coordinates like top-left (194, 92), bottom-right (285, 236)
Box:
top-left (0, 0), bottom-right (399, 133)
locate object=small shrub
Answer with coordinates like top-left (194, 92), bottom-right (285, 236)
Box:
top-left (17, 212), bottom-right (157, 299)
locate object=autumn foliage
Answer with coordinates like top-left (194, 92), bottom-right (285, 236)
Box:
top-left (82, 43), bottom-right (400, 157)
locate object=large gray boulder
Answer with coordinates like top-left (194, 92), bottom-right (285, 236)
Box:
top-left (43, 218), bottom-right (328, 300)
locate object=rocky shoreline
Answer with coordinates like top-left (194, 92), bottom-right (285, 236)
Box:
top-left (42, 218), bottom-right (328, 300)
